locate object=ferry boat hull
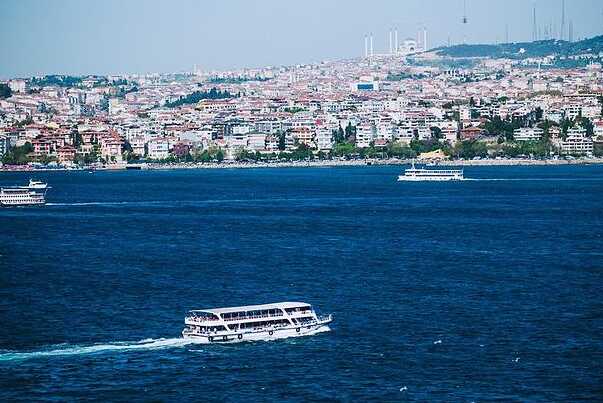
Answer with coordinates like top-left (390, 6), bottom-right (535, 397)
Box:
top-left (182, 320), bottom-right (331, 344)
top-left (0, 199), bottom-right (46, 207)
top-left (397, 174), bottom-right (464, 182)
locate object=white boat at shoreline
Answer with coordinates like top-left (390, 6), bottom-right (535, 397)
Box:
top-left (0, 179), bottom-right (51, 206)
top-left (397, 162), bottom-right (464, 181)
top-left (182, 302), bottom-right (332, 343)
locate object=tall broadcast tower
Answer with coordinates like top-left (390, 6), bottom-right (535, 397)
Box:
top-left (461, 0), bottom-right (468, 44)
top-left (560, 0), bottom-right (566, 41)
top-left (462, 0), bottom-right (468, 24)
top-left (532, 2), bottom-right (537, 41)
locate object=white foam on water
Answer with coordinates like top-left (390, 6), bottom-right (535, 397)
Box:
top-left (464, 178), bottom-right (599, 182)
top-left (44, 195), bottom-right (415, 208)
top-left (0, 338), bottom-right (196, 362)
top-left (46, 201), bottom-right (163, 207)
top-left (0, 328), bottom-right (331, 362)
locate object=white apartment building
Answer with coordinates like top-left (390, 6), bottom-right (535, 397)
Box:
top-left (255, 120), bottom-right (282, 134)
top-left (355, 122), bottom-right (375, 148)
top-left (247, 132), bottom-right (267, 151)
top-left (442, 128), bottom-right (458, 144)
top-left (147, 138), bottom-right (170, 159)
top-left (226, 133), bottom-right (249, 149)
top-left (395, 126), bottom-right (415, 144)
top-left (231, 124), bottom-right (251, 135)
top-left (564, 105), bottom-right (582, 120)
top-left (417, 127), bottom-right (432, 141)
top-left (560, 128), bottom-right (593, 155)
top-left (8, 79), bottom-right (26, 93)
top-left (129, 136), bottom-right (146, 157)
top-left (315, 128), bottom-right (333, 151)
top-left (459, 106), bottom-right (471, 121)
top-left (514, 127), bottom-right (544, 142)
top-left (581, 105), bottom-right (601, 119)
top-left (375, 121), bottom-right (395, 142)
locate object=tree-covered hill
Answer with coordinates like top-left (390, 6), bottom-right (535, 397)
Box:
top-left (435, 35), bottom-right (603, 59)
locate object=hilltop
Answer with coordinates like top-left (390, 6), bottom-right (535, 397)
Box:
top-left (435, 35), bottom-right (603, 59)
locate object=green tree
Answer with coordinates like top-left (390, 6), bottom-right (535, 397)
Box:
top-left (332, 142), bottom-right (356, 157)
top-left (577, 117), bottom-right (594, 137)
top-left (560, 118), bottom-right (573, 138)
top-left (215, 149), bottom-right (224, 162)
top-left (450, 140), bottom-right (488, 159)
top-left (386, 142), bottom-right (416, 158)
top-left (430, 126), bottom-right (443, 140)
top-left (164, 88), bottom-right (234, 108)
top-left (289, 143), bottom-right (313, 160)
top-left (235, 148), bottom-right (259, 161)
top-left (0, 84), bottom-right (12, 99)
top-left (333, 126), bottom-right (345, 144)
top-left (278, 131), bottom-right (286, 151)
top-left (344, 123), bottom-right (356, 140)
top-left (409, 139), bottom-right (442, 154)
top-left (196, 150), bottom-right (211, 163)
top-left (1, 142), bottom-right (33, 165)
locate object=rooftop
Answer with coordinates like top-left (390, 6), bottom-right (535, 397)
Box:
top-left (190, 301), bottom-right (310, 314)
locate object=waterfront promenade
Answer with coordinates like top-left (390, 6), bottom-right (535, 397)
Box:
top-left (2, 157), bottom-right (603, 172)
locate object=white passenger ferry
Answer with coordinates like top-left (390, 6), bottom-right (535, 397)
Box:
top-left (0, 179), bottom-right (50, 206)
top-left (182, 302), bottom-right (332, 343)
top-left (397, 162), bottom-right (464, 181)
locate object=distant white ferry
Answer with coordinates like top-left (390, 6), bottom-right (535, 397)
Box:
top-left (398, 162), bottom-right (464, 181)
top-left (182, 302), bottom-right (332, 343)
top-left (0, 179), bottom-right (50, 206)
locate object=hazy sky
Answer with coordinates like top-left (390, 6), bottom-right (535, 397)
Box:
top-left (1, 0), bottom-right (602, 78)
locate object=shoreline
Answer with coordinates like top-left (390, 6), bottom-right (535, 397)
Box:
top-left (1, 158), bottom-right (603, 172)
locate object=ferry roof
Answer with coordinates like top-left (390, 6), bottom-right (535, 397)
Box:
top-left (190, 302), bottom-right (310, 315)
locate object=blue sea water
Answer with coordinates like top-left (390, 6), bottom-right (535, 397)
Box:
top-left (0, 165), bottom-right (602, 401)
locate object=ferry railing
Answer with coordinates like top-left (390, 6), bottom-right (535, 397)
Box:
top-left (186, 317), bottom-right (220, 323)
top-left (186, 312), bottom-right (288, 323)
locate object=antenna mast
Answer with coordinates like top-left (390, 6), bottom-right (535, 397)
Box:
top-left (462, 0), bottom-right (468, 24)
top-left (560, 0), bottom-right (565, 40)
top-left (461, 0), bottom-right (468, 44)
top-left (532, 2), bottom-right (537, 41)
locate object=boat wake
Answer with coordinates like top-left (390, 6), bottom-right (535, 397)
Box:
top-left (0, 328), bottom-right (331, 362)
top-left (0, 338), bottom-right (196, 362)
top-left (45, 201), bottom-right (164, 207)
top-left (463, 178), bottom-right (597, 181)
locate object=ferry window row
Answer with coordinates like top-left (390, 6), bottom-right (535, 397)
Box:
top-left (285, 306), bottom-right (311, 314)
top-left (221, 309), bottom-right (284, 320)
top-left (187, 312), bottom-right (220, 321)
top-left (188, 325), bottom-right (227, 332)
top-left (237, 319), bottom-right (290, 329)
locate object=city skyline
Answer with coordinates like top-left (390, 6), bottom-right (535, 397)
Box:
top-left (1, 0), bottom-right (603, 78)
